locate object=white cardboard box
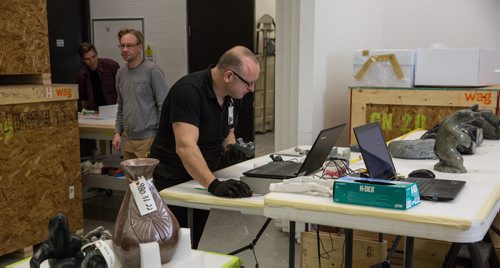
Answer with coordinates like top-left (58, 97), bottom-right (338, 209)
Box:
top-left (414, 48), bottom-right (495, 86)
top-left (352, 49), bottom-right (415, 88)
top-left (493, 69), bottom-right (500, 85)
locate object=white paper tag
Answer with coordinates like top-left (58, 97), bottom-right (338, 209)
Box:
top-left (95, 240), bottom-right (115, 267)
top-left (130, 176), bottom-right (157, 216)
top-left (228, 105), bottom-right (234, 125)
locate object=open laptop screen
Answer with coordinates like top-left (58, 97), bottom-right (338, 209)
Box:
top-left (353, 122), bottom-right (397, 180)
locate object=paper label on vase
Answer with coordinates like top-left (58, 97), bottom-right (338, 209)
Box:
top-left (130, 176), bottom-right (158, 216)
top-left (95, 240), bottom-right (115, 267)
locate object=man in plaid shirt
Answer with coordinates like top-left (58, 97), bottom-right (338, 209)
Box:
top-left (77, 42), bottom-right (120, 111)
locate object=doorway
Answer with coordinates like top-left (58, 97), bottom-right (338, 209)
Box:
top-left (187, 0), bottom-right (255, 143)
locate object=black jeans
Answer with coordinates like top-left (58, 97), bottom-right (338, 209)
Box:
top-left (153, 163), bottom-right (209, 249)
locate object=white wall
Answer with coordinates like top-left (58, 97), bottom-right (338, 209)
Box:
top-left (89, 0), bottom-right (188, 88)
top-left (256, 0), bottom-right (275, 21)
top-left (276, 0), bottom-right (500, 149)
top-left (89, 0), bottom-right (500, 148)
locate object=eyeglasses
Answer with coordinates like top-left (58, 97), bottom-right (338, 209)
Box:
top-left (228, 69), bottom-right (254, 87)
top-left (118, 43), bottom-right (138, 50)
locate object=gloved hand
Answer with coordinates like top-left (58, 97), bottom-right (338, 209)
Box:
top-left (208, 178), bottom-right (252, 198)
top-left (222, 138), bottom-right (255, 167)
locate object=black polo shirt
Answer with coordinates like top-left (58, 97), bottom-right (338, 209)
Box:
top-left (150, 67), bottom-right (240, 181)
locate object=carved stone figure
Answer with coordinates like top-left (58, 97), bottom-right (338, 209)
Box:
top-left (30, 214), bottom-right (83, 268)
top-left (388, 139), bottom-right (436, 159)
top-left (434, 109), bottom-right (481, 173)
top-left (469, 107), bottom-right (500, 140)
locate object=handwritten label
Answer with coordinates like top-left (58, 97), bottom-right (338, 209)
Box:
top-left (95, 240), bottom-right (115, 267)
top-left (370, 112), bottom-right (427, 132)
top-left (130, 176), bottom-right (157, 216)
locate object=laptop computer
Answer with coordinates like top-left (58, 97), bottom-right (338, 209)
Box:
top-left (353, 122), bottom-right (465, 201)
top-left (243, 123), bottom-right (346, 179)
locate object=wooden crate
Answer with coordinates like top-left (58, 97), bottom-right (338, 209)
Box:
top-left (413, 238), bottom-right (452, 268)
top-left (0, 0), bottom-right (51, 75)
top-left (349, 87), bottom-right (500, 143)
top-left (353, 230), bottom-right (405, 265)
top-left (300, 231), bottom-right (387, 268)
top-left (0, 84), bottom-right (82, 256)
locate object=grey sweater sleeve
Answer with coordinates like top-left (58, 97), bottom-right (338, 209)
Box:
top-left (115, 69), bottom-right (124, 134)
top-left (151, 66), bottom-right (169, 115)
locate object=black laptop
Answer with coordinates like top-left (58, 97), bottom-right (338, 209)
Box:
top-left (353, 122), bottom-right (465, 201)
top-left (243, 123), bottom-right (346, 179)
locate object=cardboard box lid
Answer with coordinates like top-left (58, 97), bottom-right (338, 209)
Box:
top-left (415, 47), bottom-right (496, 86)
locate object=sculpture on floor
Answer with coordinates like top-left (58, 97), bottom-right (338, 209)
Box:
top-left (112, 158), bottom-right (180, 268)
top-left (30, 214), bottom-right (83, 268)
top-left (434, 109), bottom-right (481, 173)
top-left (80, 226), bottom-right (113, 268)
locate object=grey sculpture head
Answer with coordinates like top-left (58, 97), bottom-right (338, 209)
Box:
top-left (434, 109), bottom-right (481, 173)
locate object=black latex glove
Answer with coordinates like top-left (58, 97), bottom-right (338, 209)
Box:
top-left (208, 178), bottom-right (252, 198)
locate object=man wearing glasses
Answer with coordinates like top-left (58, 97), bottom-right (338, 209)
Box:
top-left (112, 28), bottom-right (168, 159)
top-left (149, 46), bottom-right (259, 248)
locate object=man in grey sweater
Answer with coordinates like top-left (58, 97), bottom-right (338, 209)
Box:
top-left (112, 28), bottom-right (168, 159)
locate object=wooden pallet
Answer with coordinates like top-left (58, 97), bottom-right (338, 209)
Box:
top-left (0, 73), bottom-right (51, 85)
top-left (2, 245), bottom-right (34, 259)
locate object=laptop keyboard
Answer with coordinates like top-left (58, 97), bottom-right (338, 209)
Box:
top-left (262, 161), bottom-right (301, 175)
top-left (405, 177), bottom-right (435, 193)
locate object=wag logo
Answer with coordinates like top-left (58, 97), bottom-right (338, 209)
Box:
top-left (464, 92), bottom-right (492, 105)
top-left (55, 88), bottom-right (73, 98)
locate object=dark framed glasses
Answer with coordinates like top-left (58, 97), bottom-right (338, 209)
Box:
top-left (228, 69), bottom-right (254, 87)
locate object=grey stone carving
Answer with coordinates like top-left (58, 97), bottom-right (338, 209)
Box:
top-left (434, 109), bottom-right (481, 173)
top-left (388, 139), bottom-right (436, 159)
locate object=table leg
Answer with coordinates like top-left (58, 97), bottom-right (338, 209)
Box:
top-left (467, 243), bottom-right (485, 268)
top-left (289, 221), bottom-right (295, 268)
top-left (405, 236), bottom-right (414, 268)
top-left (344, 228), bottom-right (353, 268)
top-left (187, 207), bottom-right (193, 246)
top-left (443, 243), bottom-right (463, 268)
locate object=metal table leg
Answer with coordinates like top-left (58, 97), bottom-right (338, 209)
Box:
top-left (289, 221), bottom-right (296, 268)
top-left (345, 228), bottom-right (353, 268)
top-left (405, 236), bottom-right (414, 268)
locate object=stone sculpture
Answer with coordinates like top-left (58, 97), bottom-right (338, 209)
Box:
top-left (434, 109), bottom-right (481, 173)
top-left (388, 139), bottom-right (436, 159)
top-left (30, 214), bottom-right (83, 268)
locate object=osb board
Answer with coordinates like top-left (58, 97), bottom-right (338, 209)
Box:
top-left (0, 0), bottom-right (50, 75)
top-left (413, 238), bottom-right (451, 268)
top-left (353, 230), bottom-right (405, 252)
top-left (0, 73), bottom-right (51, 85)
top-left (300, 231), bottom-right (387, 268)
top-left (350, 88), bottom-right (499, 143)
top-left (0, 100), bottom-right (82, 256)
top-left (0, 84), bottom-right (78, 105)
top-left (366, 104), bottom-right (467, 141)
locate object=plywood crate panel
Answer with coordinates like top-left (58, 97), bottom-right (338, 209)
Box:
top-left (0, 86), bottom-right (81, 256)
top-left (0, 0), bottom-right (50, 75)
top-left (350, 87), bottom-right (500, 143)
top-left (413, 238), bottom-right (452, 268)
top-left (300, 231), bottom-right (387, 268)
